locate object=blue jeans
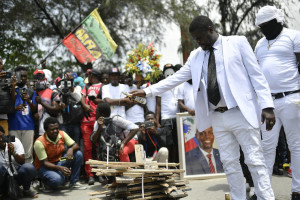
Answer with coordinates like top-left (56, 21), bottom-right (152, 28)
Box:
top-left (60, 124), bottom-right (81, 144)
top-left (37, 150), bottom-right (83, 188)
top-left (0, 163), bottom-right (36, 191)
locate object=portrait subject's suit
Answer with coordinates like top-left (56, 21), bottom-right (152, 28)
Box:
top-left (185, 147), bottom-right (223, 175)
top-left (144, 35), bottom-right (275, 200)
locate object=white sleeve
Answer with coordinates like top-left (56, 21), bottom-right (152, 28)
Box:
top-left (113, 116), bottom-right (138, 130)
top-left (144, 56), bottom-right (192, 97)
top-left (292, 30), bottom-right (300, 52)
top-left (239, 36), bottom-right (274, 109)
top-left (13, 138), bottom-right (24, 155)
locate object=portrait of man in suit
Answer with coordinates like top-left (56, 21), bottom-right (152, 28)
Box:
top-left (185, 127), bottom-right (223, 175)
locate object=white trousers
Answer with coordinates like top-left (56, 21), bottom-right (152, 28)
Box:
top-left (212, 108), bottom-right (274, 200)
top-left (261, 92), bottom-right (300, 193)
top-left (9, 130), bottom-right (34, 163)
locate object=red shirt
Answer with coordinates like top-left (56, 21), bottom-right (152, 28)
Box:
top-left (81, 83), bottom-right (102, 122)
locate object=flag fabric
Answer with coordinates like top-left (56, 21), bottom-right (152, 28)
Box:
top-left (182, 116), bottom-right (198, 153)
top-left (63, 9), bottom-right (117, 64)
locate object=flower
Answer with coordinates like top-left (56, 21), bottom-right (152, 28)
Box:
top-left (124, 43), bottom-right (162, 83)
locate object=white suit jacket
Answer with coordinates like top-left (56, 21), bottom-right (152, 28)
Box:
top-left (145, 36), bottom-right (274, 131)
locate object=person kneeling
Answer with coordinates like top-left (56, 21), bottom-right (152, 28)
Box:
top-left (138, 111), bottom-right (168, 162)
top-left (0, 126), bottom-right (37, 198)
top-left (34, 117), bottom-right (86, 191)
top-left (91, 102), bottom-right (140, 162)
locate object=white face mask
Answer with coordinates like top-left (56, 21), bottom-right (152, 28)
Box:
top-left (164, 68), bottom-right (175, 78)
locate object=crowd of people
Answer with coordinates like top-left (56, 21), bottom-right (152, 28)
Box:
top-left (0, 4), bottom-right (299, 200)
top-left (0, 54), bottom-right (191, 198)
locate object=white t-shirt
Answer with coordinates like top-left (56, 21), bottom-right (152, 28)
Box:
top-left (158, 85), bottom-right (180, 119)
top-left (177, 82), bottom-right (195, 110)
top-left (141, 84), bottom-right (156, 113)
top-left (255, 28), bottom-right (300, 93)
top-left (102, 83), bottom-right (130, 119)
top-left (0, 138), bottom-right (24, 168)
top-left (126, 85), bottom-right (145, 123)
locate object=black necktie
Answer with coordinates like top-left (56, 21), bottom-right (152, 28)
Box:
top-left (207, 47), bottom-right (221, 106)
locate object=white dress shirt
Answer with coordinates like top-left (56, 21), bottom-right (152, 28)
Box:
top-left (202, 35), bottom-right (238, 110)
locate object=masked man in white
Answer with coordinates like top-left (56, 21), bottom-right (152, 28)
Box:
top-left (255, 6), bottom-right (300, 200)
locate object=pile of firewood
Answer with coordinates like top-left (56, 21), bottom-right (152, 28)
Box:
top-left (86, 160), bottom-right (190, 200)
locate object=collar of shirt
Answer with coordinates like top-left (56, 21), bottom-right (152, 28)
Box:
top-left (212, 34), bottom-right (221, 51)
top-left (46, 133), bottom-right (62, 144)
top-left (199, 146), bottom-right (213, 157)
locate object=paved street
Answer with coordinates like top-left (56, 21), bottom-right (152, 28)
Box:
top-left (21, 173), bottom-right (292, 200)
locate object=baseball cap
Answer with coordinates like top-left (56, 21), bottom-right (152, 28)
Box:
top-left (33, 69), bottom-right (44, 75)
top-left (162, 63), bottom-right (175, 74)
top-left (90, 69), bottom-right (102, 78)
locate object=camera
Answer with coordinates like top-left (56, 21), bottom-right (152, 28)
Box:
top-left (59, 79), bottom-right (73, 95)
top-left (88, 94), bottom-right (96, 101)
top-left (2, 135), bottom-right (15, 143)
top-left (104, 117), bottom-right (112, 125)
top-left (2, 71), bottom-right (12, 79)
top-left (34, 81), bottom-right (47, 91)
top-left (15, 71), bottom-right (21, 83)
top-left (144, 121), bottom-right (153, 129)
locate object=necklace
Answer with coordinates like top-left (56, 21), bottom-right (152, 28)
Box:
top-left (267, 29), bottom-right (283, 50)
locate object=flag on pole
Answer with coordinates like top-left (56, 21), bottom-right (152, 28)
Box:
top-left (63, 8), bottom-right (117, 64)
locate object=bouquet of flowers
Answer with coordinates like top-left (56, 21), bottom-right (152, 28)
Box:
top-left (124, 43), bottom-right (162, 83)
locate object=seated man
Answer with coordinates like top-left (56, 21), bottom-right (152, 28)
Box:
top-left (91, 102), bottom-right (140, 162)
top-left (185, 127), bottom-right (224, 175)
top-left (0, 125), bottom-right (37, 198)
top-left (34, 117), bottom-right (86, 190)
top-left (138, 111), bottom-right (168, 162)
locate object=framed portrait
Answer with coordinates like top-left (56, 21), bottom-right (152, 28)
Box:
top-left (176, 112), bottom-right (226, 179)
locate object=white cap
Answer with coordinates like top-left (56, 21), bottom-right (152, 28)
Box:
top-left (255, 5), bottom-right (284, 26)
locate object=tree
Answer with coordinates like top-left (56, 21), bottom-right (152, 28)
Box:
top-left (1, 0), bottom-right (177, 73)
top-left (0, 0), bottom-right (286, 74)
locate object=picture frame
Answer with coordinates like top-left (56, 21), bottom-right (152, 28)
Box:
top-left (176, 112), bottom-right (226, 179)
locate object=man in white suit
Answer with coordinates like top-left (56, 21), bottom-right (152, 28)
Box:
top-left (131, 16), bottom-right (275, 200)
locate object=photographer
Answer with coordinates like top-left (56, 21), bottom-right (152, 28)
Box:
top-left (8, 66), bottom-right (37, 163)
top-left (138, 111), bottom-right (168, 162)
top-left (52, 70), bottom-right (82, 144)
top-left (90, 102), bottom-right (140, 163)
top-left (0, 126), bottom-right (37, 198)
top-left (0, 57), bottom-right (16, 134)
top-left (33, 69), bottom-right (64, 135)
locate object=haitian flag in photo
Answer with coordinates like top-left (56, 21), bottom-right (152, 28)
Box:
top-left (182, 117), bottom-right (198, 152)
top-left (63, 9), bottom-right (117, 64)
